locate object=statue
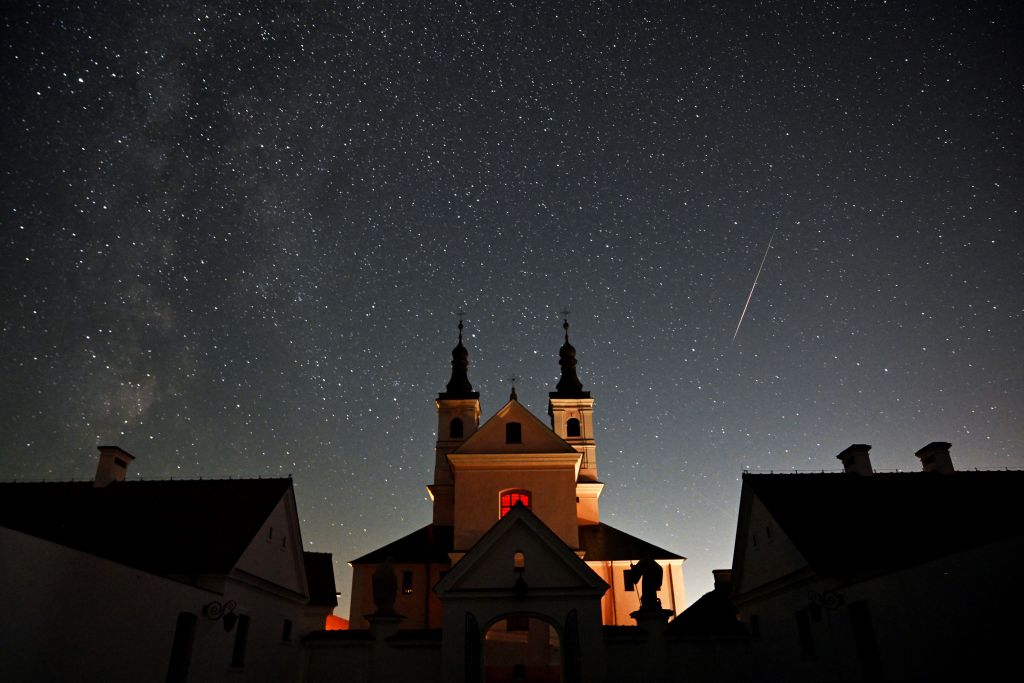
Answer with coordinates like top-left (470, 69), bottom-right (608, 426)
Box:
top-left (624, 555), bottom-right (663, 611)
top-left (371, 557), bottom-right (398, 615)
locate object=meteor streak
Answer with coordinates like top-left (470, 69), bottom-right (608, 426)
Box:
top-left (732, 229), bottom-right (776, 342)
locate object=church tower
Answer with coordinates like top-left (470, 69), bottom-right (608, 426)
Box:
top-left (547, 320), bottom-right (603, 524)
top-left (428, 320), bottom-right (480, 525)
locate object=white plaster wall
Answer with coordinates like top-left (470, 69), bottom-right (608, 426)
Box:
top-left (235, 491), bottom-right (306, 595)
top-left (0, 527), bottom-right (323, 682)
top-left (737, 535), bottom-right (1022, 682)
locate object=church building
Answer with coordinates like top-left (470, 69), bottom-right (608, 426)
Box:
top-left (337, 322), bottom-right (687, 681)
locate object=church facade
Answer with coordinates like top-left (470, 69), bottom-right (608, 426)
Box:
top-left (335, 322), bottom-right (687, 681)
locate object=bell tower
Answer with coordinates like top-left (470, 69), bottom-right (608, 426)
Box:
top-left (428, 320), bottom-right (480, 525)
top-left (547, 320), bottom-right (603, 524)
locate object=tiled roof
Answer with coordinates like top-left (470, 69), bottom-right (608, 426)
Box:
top-left (745, 470), bottom-right (1024, 576)
top-left (667, 588), bottom-right (747, 637)
top-left (303, 551), bottom-right (338, 607)
top-left (350, 521), bottom-right (683, 564)
top-left (0, 478), bottom-right (292, 576)
top-left (578, 523), bottom-right (684, 561)
top-left (350, 524), bottom-right (454, 564)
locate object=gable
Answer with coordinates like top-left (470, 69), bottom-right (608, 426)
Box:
top-left (731, 491), bottom-right (809, 595)
top-left (234, 487), bottom-right (309, 597)
top-left (453, 400), bottom-right (578, 455)
top-left (437, 506), bottom-right (607, 596)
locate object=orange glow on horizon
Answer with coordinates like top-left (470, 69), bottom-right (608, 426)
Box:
top-left (325, 614), bottom-right (349, 631)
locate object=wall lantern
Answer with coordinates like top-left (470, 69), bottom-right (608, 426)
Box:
top-left (202, 599), bottom-right (239, 632)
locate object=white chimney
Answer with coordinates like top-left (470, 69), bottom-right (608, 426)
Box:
top-left (94, 446), bottom-right (135, 487)
top-left (915, 442), bottom-right (954, 474)
top-left (837, 444), bottom-right (873, 476)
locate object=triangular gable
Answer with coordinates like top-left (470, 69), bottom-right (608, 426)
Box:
top-left (731, 480), bottom-right (809, 596)
top-left (234, 486), bottom-right (310, 598)
top-left (436, 505), bottom-right (607, 596)
top-left (453, 399), bottom-right (579, 455)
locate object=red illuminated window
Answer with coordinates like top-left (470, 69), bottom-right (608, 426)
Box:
top-left (500, 490), bottom-right (530, 517)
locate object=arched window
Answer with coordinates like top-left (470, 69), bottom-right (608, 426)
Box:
top-left (449, 417), bottom-right (464, 439)
top-left (505, 422), bottom-right (522, 444)
top-left (500, 490), bottom-right (530, 517)
top-left (566, 418), bottom-right (581, 437)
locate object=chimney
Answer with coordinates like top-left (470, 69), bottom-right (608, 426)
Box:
top-left (836, 444), bottom-right (873, 476)
top-left (915, 441), bottom-right (954, 474)
top-left (94, 446), bottom-right (135, 487)
top-left (712, 569), bottom-right (733, 593)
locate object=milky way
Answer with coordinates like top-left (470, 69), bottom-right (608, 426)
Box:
top-left (2, 1), bottom-right (1021, 612)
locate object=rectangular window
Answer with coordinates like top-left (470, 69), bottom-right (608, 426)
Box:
top-left (505, 422), bottom-right (522, 443)
top-left (849, 601), bottom-right (883, 679)
top-left (231, 615), bottom-right (251, 668)
top-left (166, 612), bottom-right (197, 683)
top-left (795, 609), bottom-right (815, 659)
top-left (402, 570), bottom-right (414, 595)
top-left (281, 619), bottom-right (293, 642)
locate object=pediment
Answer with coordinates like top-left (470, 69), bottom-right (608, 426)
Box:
top-left (453, 399), bottom-right (578, 455)
top-left (435, 505), bottom-right (607, 596)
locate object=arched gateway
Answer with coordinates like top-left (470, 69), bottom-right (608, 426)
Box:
top-left (436, 506), bottom-right (605, 683)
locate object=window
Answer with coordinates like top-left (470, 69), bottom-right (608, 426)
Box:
top-left (166, 612), bottom-right (197, 683)
top-left (500, 490), bottom-right (530, 517)
top-left (513, 551), bottom-right (525, 571)
top-left (231, 615), bottom-right (251, 668)
top-left (450, 417), bottom-right (464, 439)
top-left (402, 570), bottom-right (414, 595)
top-left (795, 609), bottom-right (815, 659)
top-left (566, 418), bottom-right (581, 437)
top-left (506, 422), bottom-right (522, 443)
top-left (281, 619), bottom-right (293, 642)
top-left (849, 601), bottom-right (883, 678)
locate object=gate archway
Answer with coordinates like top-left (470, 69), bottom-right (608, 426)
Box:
top-left (483, 615), bottom-right (561, 683)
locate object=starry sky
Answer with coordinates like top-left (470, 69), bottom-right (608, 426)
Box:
top-left (2, 1), bottom-right (1021, 614)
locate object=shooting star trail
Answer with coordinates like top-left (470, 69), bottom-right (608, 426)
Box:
top-left (732, 229), bottom-right (776, 342)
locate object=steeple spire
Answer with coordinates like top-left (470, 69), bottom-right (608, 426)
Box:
top-left (439, 319), bottom-right (479, 399)
top-left (552, 319), bottom-right (589, 398)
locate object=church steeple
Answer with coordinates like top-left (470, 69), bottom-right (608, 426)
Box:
top-left (439, 320), bottom-right (479, 400)
top-left (552, 319), bottom-right (590, 399)
top-left (430, 319), bottom-right (481, 525)
top-left (547, 319), bottom-right (602, 523)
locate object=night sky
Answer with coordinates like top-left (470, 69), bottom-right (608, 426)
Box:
top-left (2, 1), bottom-right (1021, 614)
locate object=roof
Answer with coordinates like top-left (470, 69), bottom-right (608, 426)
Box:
top-left (303, 552), bottom-right (338, 607)
top-left (350, 524), bottom-right (454, 564)
top-left (743, 470), bottom-right (1024, 576)
top-left (0, 478), bottom-right (292, 576)
top-left (578, 523), bottom-right (684, 561)
top-left (351, 521), bottom-right (682, 564)
top-left (667, 587), bottom-right (747, 637)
